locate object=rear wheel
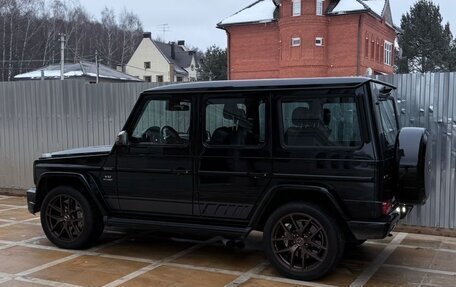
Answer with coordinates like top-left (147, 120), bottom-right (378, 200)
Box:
top-left (264, 203), bottom-right (344, 281)
top-left (40, 186), bottom-right (104, 249)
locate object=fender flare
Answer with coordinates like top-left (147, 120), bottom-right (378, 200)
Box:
top-left (35, 172), bottom-right (108, 216)
top-left (249, 184), bottom-right (349, 228)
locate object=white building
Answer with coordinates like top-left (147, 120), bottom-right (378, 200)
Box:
top-left (125, 32), bottom-right (199, 83)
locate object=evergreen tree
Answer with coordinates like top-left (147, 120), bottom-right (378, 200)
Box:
top-left (449, 40), bottom-right (456, 71)
top-left (197, 45), bottom-right (227, 81)
top-left (399, 0), bottom-right (454, 73)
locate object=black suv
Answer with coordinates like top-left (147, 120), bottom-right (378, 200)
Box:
top-left (27, 77), bottom-right (429, 280)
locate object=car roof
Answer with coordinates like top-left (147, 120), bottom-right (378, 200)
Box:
top-left (143, 77), bottom-right (396, 93)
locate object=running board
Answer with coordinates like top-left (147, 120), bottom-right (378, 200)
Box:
top-left (106, 217), bottom-right (252, 239)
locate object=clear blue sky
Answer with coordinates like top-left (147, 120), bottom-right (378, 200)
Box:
top-left (74, 0), bottom-right (454, 49)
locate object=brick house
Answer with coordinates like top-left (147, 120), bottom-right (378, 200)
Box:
top-left (218, 0), bottom-right (399, 79)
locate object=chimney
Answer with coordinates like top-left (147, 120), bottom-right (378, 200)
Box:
top-left (170, 42), bottom-right (176, 60)
top-left (143, 32), bottom-right (152, 39)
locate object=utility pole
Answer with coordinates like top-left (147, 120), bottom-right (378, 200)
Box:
top-left (95, 50), bottom-right (99, 84)
top-left (59, 33), bottom-right (66, 81)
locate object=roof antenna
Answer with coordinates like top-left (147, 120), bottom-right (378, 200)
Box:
top-left (157, 24), bottom-right (170, 41)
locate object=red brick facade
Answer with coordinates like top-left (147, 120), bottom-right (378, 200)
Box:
top-left (222, 0), bottom-right (397, 80)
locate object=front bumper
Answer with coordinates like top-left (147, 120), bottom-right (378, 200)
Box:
top-left (26, 188), bottom-right (37, 214)
top-left (347, 211), bottom-right (401, 240)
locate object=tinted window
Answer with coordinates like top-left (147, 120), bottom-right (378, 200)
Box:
top-left (205, 97), bottom-right (266, 146)
top-left (378, 99), bottom-right (398, 146)
top-left (131, 97), bottom-right (191, 145)
top-left (372, 83), bottom-right (399, 146)
top-left (282, 97), bottom-right (361, 147)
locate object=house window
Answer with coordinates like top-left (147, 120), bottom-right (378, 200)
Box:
top-left (384, 41), bottom-right (393, 66)
top-left (291, 37), bottom-right (301, 47)
top-left (144, 62), bottom-right (151, 69)
top-left (176, 76), bottom-right (183, 82)
top-left (144, 76), bottom-right (152, 82)
top-left (316, 0), bottom-right (324, 16)
top-left (371, 39), bottom-right (375, 60)
top-left (376, 39), bottom-right (380, 62)
top-left (156, 75), bottom-right (164, 82)
top-left (365, 33), bottom-right (369, 58)
top-left (292, 0), bottom-right (301, 16)
top-left (315, 37), bottom-right (325, 46)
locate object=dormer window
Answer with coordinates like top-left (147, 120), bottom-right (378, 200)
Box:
top-left (316, 0), bottom-right (324, 16)
top-left (292, 0), bottom-right (301, 16)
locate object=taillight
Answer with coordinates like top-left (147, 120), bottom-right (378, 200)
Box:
top-left (382, 199), bottom-right (393, 216)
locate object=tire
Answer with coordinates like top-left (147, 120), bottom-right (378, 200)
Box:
top-left (40, 186), bottom-right (104, 249)
top-left (264, 202), bottom-right (344, 281)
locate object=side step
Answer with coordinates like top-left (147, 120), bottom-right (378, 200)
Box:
top-left (106, 217), bottom-right (252, 239)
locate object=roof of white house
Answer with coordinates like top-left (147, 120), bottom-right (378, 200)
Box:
top-left (218, 0), bottom-right (277, 26)
top-left (14, 61), bottom-right (141, 81)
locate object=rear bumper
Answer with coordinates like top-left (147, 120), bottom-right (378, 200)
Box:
top-left (26, 188), bottom-right (37, 214)
top-left (348, 211), bottom-right (400, 240)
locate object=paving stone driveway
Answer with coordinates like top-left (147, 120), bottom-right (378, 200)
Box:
top-left (0, 195), bottom-right (455, 287)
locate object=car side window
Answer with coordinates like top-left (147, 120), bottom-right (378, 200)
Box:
top-left (131, 97), bottom-right (191, 145)
top-left (204, 97), bottom-right (266, 146)
top-left (282, 96), bottom-right (361, 147)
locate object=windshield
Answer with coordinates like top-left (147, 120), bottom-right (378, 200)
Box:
top-left (372, 83), bottom-right (399, 146)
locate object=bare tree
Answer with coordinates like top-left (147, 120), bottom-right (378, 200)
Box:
top-left (0, 0), bottom-right (143, 80)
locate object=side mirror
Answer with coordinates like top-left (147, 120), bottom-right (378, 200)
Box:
top-left (116, 131), bottom-right (129, 146)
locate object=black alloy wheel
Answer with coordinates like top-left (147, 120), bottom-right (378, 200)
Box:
top-left (40, 186), bottom-right (103, 249)
top-left (264, 203), bottom-right (344, 281)
top-left (44, 194), bottom-right (84, 242)
top-left (271, 213), bottom-right (328, 271)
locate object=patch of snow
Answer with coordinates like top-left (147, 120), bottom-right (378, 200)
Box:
top-left (331, 0), bottom-right (366, 14)
top-left (362, 0), bottom-right (386, 17)
top-left (219, 0), bottom-right (276, 26)
top-left (14, 70), bottom-right (61, 79)
top-left (64, 71), bottom-right (84, 77)
top-left (394, 37), bottom-right (400, 50)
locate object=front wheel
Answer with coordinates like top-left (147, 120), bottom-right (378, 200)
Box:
top-left (264, 203), bottom-right (344, 281)
top-left (40, 186), bottom-right (104, 249)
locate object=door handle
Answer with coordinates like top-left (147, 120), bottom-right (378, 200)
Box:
top-left (249, 172), bottom-right (269, 180)
top-left (174, 168), bottom-right (191, 175)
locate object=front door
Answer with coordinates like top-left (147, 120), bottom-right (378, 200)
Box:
top-left (116, 94), bottom-right (194, 216)
top-left (196, 92), bottom-right (271, 222)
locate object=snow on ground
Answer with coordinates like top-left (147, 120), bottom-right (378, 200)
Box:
top-left (219, 0), bottom-right (276, 26)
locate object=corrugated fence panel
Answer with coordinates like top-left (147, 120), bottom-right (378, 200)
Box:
top-left (377, 73), bottom-right (456, 229)
top-left (0, 80), bottom-right (166, 190)
top-left (0, 76), bottom-right (455, 229)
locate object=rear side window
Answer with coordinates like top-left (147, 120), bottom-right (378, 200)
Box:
top-left (204, 96), bottom-right (266, 146)
top-left (378, 99), bottom-right (398, 146)
top-left (281, 97), bottom-right (361, 147)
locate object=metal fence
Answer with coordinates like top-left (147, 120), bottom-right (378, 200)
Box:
top-left (377, 73), bottom-right (456, 229)
top-left (0, 80), bottom-right (165, 191)
top-left (0, 75), bottom-right (455, 228)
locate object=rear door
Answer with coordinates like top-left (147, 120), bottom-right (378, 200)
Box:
top-left (196, 92), bottom-right (272, 222)
top-left (272, 88), bottom-right (377, 218)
